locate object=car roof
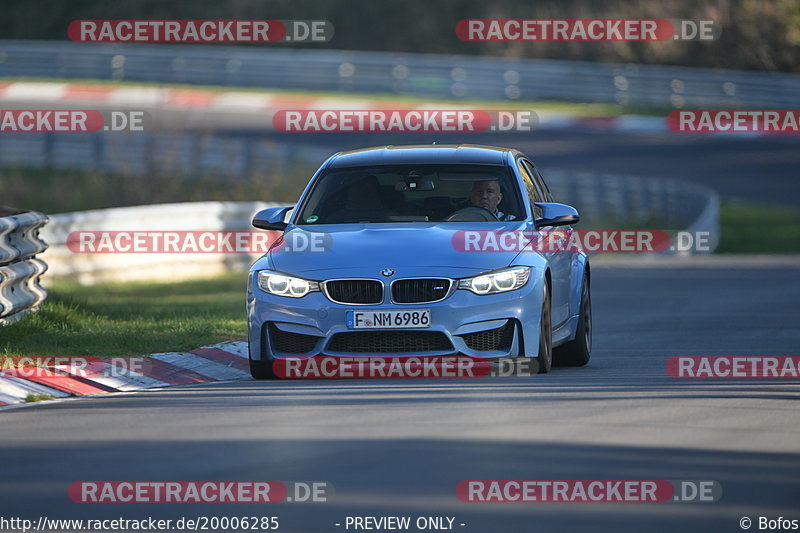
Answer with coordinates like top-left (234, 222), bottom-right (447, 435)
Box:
top-left (326, 144), bottom-right (519, 168)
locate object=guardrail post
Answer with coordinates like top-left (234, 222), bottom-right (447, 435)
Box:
top-left (43, 132), bottom-right (55, 171)
top-left (92, 132), bottom-right (106, 172)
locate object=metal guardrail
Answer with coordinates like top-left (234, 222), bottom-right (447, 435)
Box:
top-left (1, 40), bottom-right (799, 108)
top-left (545, 169), bottom-right (720, 253)
top-left (0, 207), bottom-right (49, 324)
top-left (0, 129), bottom-right (333, 181)
top-left (41, 201), bottom-right (282, 284)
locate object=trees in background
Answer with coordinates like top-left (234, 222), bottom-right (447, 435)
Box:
top-left (1, 0), bottom-right (798, 72)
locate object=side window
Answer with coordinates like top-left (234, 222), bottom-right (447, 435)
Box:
top-left (517, 159), bottom-right (543, 218)
top-left (526, 161), bottom-right (552, 202)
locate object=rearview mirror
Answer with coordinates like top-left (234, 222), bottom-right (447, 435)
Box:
top-left (252, 206), bottom-right (294, 231)
top-left (395, 178), bottom-right (435, 191)
top-left (534, 203), bottom-right (580, 228)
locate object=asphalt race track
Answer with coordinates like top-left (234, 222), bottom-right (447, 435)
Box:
top-left (2, 260), bottom-right (799, 533)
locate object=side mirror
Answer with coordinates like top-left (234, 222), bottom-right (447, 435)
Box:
top-left (252, 206), bottom-right (294, 231)
top-left (534, 202), bottom-right (580, 228)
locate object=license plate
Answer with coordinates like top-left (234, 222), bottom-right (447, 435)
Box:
top-left (346, 309), bottom-right (431, 329)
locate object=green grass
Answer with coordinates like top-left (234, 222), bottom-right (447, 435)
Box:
top-left (0, 273), bottom-right (248, 358)
top-left (717, 201), bottom-right (800, 254)
top-left (24, 393), bottom-right (58, 403)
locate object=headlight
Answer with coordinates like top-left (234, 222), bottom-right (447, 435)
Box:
top-left (257, 271), bottom-right (320, 298)
top-left (458, 267), bottom-right (531, 295)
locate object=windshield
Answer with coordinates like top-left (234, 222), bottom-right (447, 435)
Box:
top-left (296, 164), bottom-right (523, 224)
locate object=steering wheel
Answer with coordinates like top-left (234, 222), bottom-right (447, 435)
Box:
top-left (443, 206), bottom-right (499, 222)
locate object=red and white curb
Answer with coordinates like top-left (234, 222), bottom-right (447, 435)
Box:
top-left (0, 81), bottom-right (670, 135)
top-left (0, 340), bottom-right (251, 409)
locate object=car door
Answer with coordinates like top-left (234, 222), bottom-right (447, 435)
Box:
top-left (520, 159), bottom-right (572, 327)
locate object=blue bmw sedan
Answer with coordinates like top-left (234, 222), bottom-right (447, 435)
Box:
top-left (246, 145), bottom-right (591, 378)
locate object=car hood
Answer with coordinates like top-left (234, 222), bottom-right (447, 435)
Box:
top-left (266, 222), bottom-right (530, 277)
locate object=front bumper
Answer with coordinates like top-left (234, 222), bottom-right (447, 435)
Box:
top-left (247, 271), bottom-right (544, 361)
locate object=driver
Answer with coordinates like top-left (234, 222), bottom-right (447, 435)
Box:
top-left (469, 180), bottom-right (516, 221)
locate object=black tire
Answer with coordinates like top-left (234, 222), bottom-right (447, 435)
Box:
top-left (537, 280), bottom-right (553, 374)
top-left (248, 342), bottom-right (278, 380)
top-left (554, 273), bottom-right (592, 367)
